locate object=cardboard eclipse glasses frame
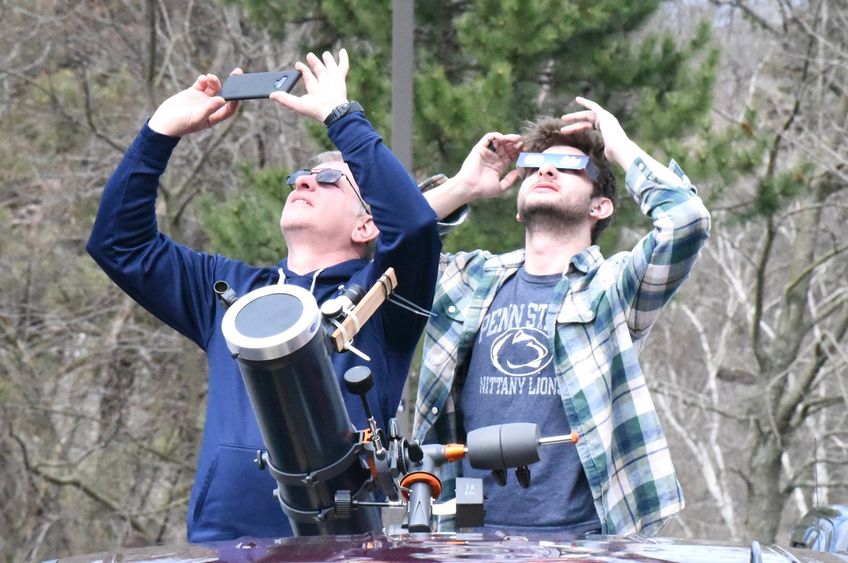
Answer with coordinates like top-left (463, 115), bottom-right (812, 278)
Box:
top-left (517, 152), bottom-right (598, 182)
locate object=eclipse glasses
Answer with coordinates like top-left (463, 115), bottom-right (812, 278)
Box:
top-left (516, 152), bottom-right (598, 182)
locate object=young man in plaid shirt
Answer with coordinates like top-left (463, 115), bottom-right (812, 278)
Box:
top-left (415, 97), bottom-right (711, 536)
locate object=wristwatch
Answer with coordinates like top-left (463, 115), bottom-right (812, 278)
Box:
top-left (323, 101), bottom-right (364, 127)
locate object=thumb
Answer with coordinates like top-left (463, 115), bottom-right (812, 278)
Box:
top-left (500, 169), bottom-right (522, 191)
top-left (270, 90), bottom-right (300, 110)
top-left (204, 96), bottom-right (227, 116)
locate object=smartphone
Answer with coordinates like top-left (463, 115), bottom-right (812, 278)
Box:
top-left (218, 70), bottom-right (301, 100)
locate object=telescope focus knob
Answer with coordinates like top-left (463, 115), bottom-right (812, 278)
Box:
top-left (407, 442), bottom-right (424, 464)
top-left (344, 365), bottom-right (374, 397)
top-left (334, 490), bottom-right (352, 518)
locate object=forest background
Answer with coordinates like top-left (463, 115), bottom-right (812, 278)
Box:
top-left (1, 0), bottom-right (846, 560)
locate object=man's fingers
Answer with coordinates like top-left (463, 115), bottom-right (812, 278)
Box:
top-left (270, 90), bottom-right (328, 122)
top-left (482, 133), bottom-right (523, 160)
top-left (306, 52), bottom-right (326, 77)
top-left (479, 132), bottom-right (499, 151)
top-left (500, 169), bottom-right (523, 191)
top-left (208, 97), bottom-right (237, 126)
top-left (193, 75), bottom-right (207, 92)
top-left (502, 142), bottom-right (523, 161)
top-left (485, 132), bottom-right (515, 143)
top-left (496, 134), bottom-right (524, 156)
top-left (575, 96), bottom-right (602, 112)
top-left (337, 48), bottom-right (349, 75)
top-left (205, 74), bottom-right (222, 96)
top-left (203, 96), bottom-right (228, 120)
top-left (229, 67), bottom-right (244, 76)
top-left (561, 110), bottom-right (595, 124)
top-left (560, 122), bottom-right (594, 135)
top-left (498, 133), bottom-right (522, 143)
top-left (294, 61), bottom-right (317, 91)
top-left (321, 50), bottom-right (337, 70)
top-left (269, 90), bottom-right (303, 112)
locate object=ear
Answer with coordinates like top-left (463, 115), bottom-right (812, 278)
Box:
top-left (515, 211), bottom-right (523, 223)
top-left (351, 214), bottom-right (379, 246)
top-left (589, 197), bottom-right (613, 221)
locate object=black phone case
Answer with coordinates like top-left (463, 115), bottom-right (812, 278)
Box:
top-left (218, 71), bottom-right (301, 100)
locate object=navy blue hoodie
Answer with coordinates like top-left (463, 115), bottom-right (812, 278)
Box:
top-left (87, 112), bottom-right (440, 542)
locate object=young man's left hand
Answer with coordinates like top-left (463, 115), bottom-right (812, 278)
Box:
top-left (560, 96), bottom-right (638, 169)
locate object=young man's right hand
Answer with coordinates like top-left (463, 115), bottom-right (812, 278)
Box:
top-left (422, 132), bottom-right (523, 220)
top-left (148, 70), bottom-right (242, 137)
top-left (455, 132), bottom-right (524, 201)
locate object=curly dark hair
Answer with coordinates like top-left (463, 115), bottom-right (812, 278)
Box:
top-left (520, 117), bottom-right (618, 244)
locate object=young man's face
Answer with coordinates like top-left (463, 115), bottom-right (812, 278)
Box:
top-left (516, 145), bottom-right (596, 225)
top-left (280, 160), bottom-right (370, 242)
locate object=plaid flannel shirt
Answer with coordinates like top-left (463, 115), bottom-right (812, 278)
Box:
top-left (412, 157), bottom-right (710, 535)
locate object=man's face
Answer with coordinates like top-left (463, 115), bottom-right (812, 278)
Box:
top-left (516, 145), bottom-right (596, 225)
top-left (280, 161), bottom-right (369, 238)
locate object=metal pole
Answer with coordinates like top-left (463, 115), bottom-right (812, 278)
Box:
top-left (391, 0), bottom-right (414, 170)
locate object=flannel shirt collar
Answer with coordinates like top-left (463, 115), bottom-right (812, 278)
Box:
top-left (483, 248), bottom-right (525, 272)
top-left (570, 245), bottom-right (603, 274)
top-left (479, 246), bottom-right (603, 276)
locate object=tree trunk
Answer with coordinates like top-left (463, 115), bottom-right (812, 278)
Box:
top-left (743, 436), bottom-right (784, 542)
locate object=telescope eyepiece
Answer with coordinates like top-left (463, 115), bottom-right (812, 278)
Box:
top-left (213, 280), bottom-right (239, 308)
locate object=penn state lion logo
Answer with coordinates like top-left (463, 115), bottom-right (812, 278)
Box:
top-left (490, 327), bottom-right (552, 376)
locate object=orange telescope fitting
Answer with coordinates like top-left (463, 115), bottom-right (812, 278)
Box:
top-left (400, 472), bottom-right (442, 500)
top-left (443, 443), bottom-right (466, 462)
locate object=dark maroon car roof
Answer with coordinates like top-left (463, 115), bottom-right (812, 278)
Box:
top-left (53, 531), bottom-right (848, 562)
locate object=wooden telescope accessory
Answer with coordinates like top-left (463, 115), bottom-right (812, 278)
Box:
top-left (329, 268), bottom-right (398, 354)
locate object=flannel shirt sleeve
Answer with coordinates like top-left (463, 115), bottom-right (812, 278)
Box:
top-left (617, 158), bottom-right (711, 338)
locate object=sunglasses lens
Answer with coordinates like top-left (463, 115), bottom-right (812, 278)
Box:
top-left (315, 169), bottom-right (343, 184)
top-left (286, 169), bottom-right (310, 188)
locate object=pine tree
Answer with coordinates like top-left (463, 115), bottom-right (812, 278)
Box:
top-left (205, 0), bottom-right (718, 259)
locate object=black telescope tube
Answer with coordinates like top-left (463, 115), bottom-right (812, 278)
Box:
top-left (221, 284), bottom-right (381, 535)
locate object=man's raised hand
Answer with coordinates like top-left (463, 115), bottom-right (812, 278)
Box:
top-left (560, 96), bottom-right (637, 169)
top-left (270, 49), bottom-right (350, 122)
top-left (455, 132), bottom-right (524, 202)
top-left (148, 70), bottom-right (242, 137)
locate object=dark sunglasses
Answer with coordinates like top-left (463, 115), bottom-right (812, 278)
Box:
top-left (286, 168), bottom-right (371, 213)
top-left (516, 152), bottom-right (598, 182)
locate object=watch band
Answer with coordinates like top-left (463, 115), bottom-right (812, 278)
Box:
top-left (323, 101), bottom-right (364, 127)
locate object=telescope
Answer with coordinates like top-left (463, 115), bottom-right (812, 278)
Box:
top-left (216, 270), bottom-right (579, 535)
top-left (217, 276), bottom-right (388, 535)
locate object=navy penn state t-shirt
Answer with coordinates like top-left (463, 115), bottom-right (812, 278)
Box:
top-left (460, 266), bottom-right (600, 534)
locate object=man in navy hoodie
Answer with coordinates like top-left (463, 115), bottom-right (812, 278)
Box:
top-left (87, 49), bottom-right (440, 542)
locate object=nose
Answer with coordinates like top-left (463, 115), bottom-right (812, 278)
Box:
top-left (537, 163), bottom-right (558, 178)
top-left (293, 174), bottom-right (317, 191)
